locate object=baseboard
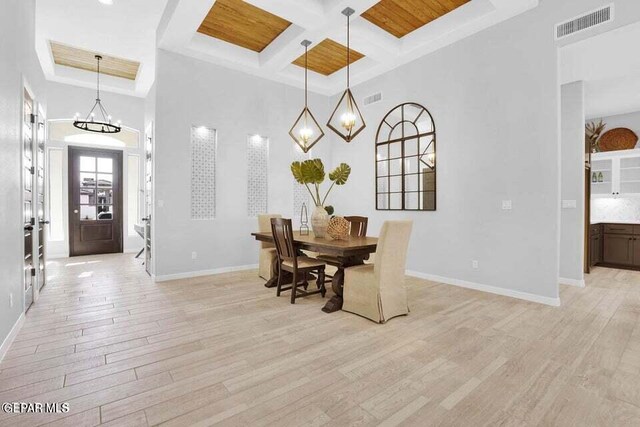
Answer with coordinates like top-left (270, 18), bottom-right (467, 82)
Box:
top-left (0, 313), bottom-right (25, 362)
top-left (406, 270), bottom-right (561, 307)
top-left (558, 277), bottom-right (585, 288)
top-left (154, 264), bottom-right (259, 282)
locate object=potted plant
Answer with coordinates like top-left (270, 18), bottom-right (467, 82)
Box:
top-left (291, 159), bottom-right (351, 238)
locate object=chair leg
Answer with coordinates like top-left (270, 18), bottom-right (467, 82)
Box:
top-left (276, 263), bottom-right (283, 297)
top-left (291, 270), bottom-right (297, 304)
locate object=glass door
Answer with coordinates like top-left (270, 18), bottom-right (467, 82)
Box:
top-left (144, 125), bottom-right (153, 276)
top-left (23, 88), bottom-right (35, 310)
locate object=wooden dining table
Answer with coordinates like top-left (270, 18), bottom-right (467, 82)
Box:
top-left (251, 231), bottom-right (378, 312)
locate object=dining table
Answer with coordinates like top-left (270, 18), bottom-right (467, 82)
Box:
top-left (251, 231), bottom-right (378, 312)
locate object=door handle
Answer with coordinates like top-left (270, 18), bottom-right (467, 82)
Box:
top-left (39, 220), bottom-right (50, 224)
top-left (141, 217), bottom-right (149, 221)
top-left (24, 225), bottom-right (33, 231)
top-left (74, 209), bottom-right (79, 214)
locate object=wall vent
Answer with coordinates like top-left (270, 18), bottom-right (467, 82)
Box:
top-left (364, 92), bottom-right (382, 106)
top-left (556, 4), bottom-right (613, 40)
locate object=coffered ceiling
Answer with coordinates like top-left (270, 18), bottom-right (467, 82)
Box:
top-left (160, 0), bottom-right (538, 95)
top-left (50, 42), bottom-right (140, 81)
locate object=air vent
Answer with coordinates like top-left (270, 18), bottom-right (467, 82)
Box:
top-left (364, 92), bottom-right (382, 106)
top-left (556, 4), bottom-right (613, 40)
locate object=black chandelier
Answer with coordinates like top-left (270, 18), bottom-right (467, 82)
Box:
top-left (73, 55), bottom-right (121, 134)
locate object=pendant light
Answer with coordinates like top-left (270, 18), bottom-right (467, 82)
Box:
top-left (73, 55), bottom-right (121, 134)
top-left (327, 7), bottom-right (365, 143)
top-left (289, 40), bottom-right (324, 153)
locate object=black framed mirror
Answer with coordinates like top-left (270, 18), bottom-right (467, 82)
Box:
top-left (375, 103), bottom-right (436, 211)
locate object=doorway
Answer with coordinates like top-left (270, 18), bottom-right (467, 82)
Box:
top-left (23, 88), bottom-right (35, 310)
top-left (68, 146), bottom-right (123, 256)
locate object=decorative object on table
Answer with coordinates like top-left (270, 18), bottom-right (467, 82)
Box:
top-left (326, 216), bottom-right (350, 240)
top-left (585, 120), bottom-right (606, 153)
top-left (375, 103), bottom-right (436, 211)
top-left (73, 55), bottom-right (121, 134)
top-left (299, 202), bottom-right (309, 236)
top-left (290, 159), bottom-right (351, 238)
top-left (289, 40), bottom-right (324, 153)
top-left (324, 205), bottom-right (334, 216)
top-left (597, 172), bottom-right (603, 183)
top-left (598, 128), bottom-right (639, 152)
top-left (326, 7), bottom-right (366, 143)
top-left (592, 172), bottom-right (597, 183)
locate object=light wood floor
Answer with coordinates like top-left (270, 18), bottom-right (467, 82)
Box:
top-left (1, 255), bottom-right (640, 426)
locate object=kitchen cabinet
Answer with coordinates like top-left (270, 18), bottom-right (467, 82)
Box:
top-left (603, 233), bottom-right (634, 266)
top-left (591, 152), bottom-right (640, 198)
top-left (593, 222), bottom-right (640, 269)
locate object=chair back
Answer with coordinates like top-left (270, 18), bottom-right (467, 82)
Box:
top-left (271, 218), bottom-right (297, 265)
top-left (258, 214), bottom-right (281, 248)
top-left (344, 216), bottom-right (368, 237)
top-left (374, 221), bottom-right (413, 288)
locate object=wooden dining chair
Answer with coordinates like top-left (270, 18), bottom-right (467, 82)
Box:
top-left (271, 218), bottom-right (327, 304)
top-left (343, 220), bottom-right (413, 323)
top-left (318, 216), bottom-right (369, 268)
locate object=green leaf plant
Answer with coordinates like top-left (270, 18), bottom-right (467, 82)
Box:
top-left (291, 159), bottom-right (351, 207)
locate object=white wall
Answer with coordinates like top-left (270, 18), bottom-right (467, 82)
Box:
top-left (0, 0), bottom-right (47, 357)
top-left (45, 82), bottom-right (145, 257)
top-left (153, 50), bottom-right (331, 279)
top-left (559, 81), bottom-right (585, 285)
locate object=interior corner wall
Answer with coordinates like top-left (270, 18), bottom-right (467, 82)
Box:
top-left (0, 0), bottom-right (47, 355)
top-left (559, 81), bottom-right (586, 285)
top-left (153, 49), bottom-right (331, 278)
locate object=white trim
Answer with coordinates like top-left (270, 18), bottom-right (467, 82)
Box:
top-left (406, 270), bottom-right (561, 307)
top-left (559, 277), bottom-right (586, 288)
top-left (154, 264), bottom-right (259, 282)
top-left (0, 313), bottom-right (26, 363)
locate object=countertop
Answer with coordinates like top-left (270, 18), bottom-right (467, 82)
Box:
top-left (591, 221), bottom-right (640, 225)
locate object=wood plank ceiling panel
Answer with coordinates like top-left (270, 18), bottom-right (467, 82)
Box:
top-left (50, 41), bottom-right (140, 80)
top-left (292, 38), bottom-right (365, 76)
top-left (197, 0), bottom-right (291, 53)
top-left (362, 0), bottom-right (470, 38)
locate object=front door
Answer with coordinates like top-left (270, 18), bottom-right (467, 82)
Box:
top-left (23, 88), bottom-right (35, 310)
top-left (68, 147), bottom-right (123, 256)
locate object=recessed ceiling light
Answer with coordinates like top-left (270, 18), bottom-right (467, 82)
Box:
top-left (98, 0), bottom-right (113, 5)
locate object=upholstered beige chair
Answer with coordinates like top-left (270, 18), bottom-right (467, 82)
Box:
top-left (342, 220), bottom-right (413, 323)
top-left (258, 214), bottom-right (281, 280)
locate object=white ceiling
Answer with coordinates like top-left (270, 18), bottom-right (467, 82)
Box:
top-left (35, 0), bottom-right (168, 97)
top-left (561, 20), bottom-right (640, 119)
top-left (34, 0), bottom-right (538, 97)
top-left (158, 0), bottom-right (538, 96)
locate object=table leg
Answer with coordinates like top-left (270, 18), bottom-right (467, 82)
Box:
top-left (322, 256), bottom-right (365, 313)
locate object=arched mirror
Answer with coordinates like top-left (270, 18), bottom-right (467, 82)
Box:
top-left (375, 103), bottom-right (436, 211)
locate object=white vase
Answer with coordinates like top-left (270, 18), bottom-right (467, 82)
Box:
top-left (311, 205), bottom-right (329, 238)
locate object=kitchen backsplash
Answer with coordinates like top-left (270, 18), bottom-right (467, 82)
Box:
top-left (591, 198), bottom-right (640, 223)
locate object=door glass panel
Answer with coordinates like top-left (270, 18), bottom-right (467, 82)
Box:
top-left (80, 172), bottom-right (96, 188)
top-left (97, 189), bottom-right (113, 204)
top-left (97, 205), bottom-right (113, 220)
top-left (80, 205), bottom-right (96, 220)
top-left (97, 157), bottom-right (113, 173)
top-left (97, 173), bottom-right (113, 188)
top-left (80, 188), bottom-right (96, 204)
top-left (80, 156), bottom-right (96, 172)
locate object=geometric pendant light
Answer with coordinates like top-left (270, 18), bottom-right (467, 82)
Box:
top-left (73, 55), bottom-right (121, 134)
top-left (289, 40), bottom-right (325, 153)
top-left (327, 7), bottom-right (365, 143)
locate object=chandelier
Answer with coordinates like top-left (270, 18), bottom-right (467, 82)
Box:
top-left (73, 55), bottom-right (121, 133)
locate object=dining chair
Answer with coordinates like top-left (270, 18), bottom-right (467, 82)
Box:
top-left (258, 214), bottom-right (281, 280)
top-left (317, 216), bottom-right (369, 268)
top-left (342, 220), bottom-right (413, 323)
top-left (271, 218), bottom-right (327, 304)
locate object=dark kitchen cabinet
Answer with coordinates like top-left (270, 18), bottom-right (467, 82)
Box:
top-left (603, 234), bottom-right (634, 266)
top-left (590, 234), bottom-right (602, 266)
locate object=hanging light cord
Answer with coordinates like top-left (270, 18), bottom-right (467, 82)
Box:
top-left (96, 56), bottom-right (101, 102)
top-left (304, 44), bottom-right (308, 108)
top-left (346, 13), bottom-right (350, 89)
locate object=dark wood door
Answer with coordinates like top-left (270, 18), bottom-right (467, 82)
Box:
top-left (68, 147), bottom-right (123, 256)
top-left (633, 238), bottom-right (640, 267)
top-left (23, 88), bottom-right (35, 310)
top-left (603, 234), bottom-right (634, 266)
